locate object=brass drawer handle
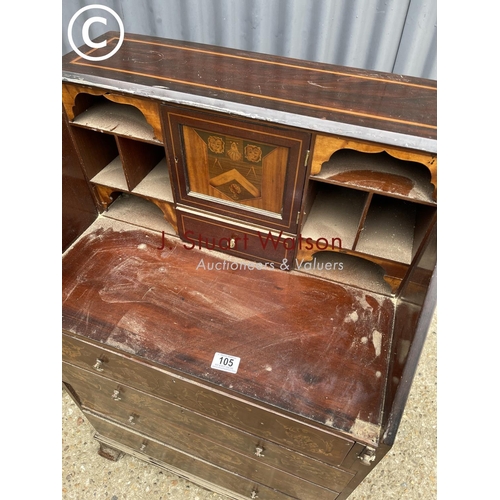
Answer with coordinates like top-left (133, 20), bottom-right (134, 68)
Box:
top-left (359, 446), bottom-right (376, 466)
top-left (250, 489), bottom-right (259, 499)
top-left (111, 390), bottom-right (121, 401)
top-left (128, 414), bottom-right (136, 425)
top-left (230, 237), bottom-right (236, 249)
top-left (254, 445), bottom-right (265, 458)
top-left (93, 359), bottom-right (104, 372)
top-left (140, 442), bottom-right (147, 451)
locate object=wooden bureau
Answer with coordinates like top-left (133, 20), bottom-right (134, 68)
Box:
top-left (62, 32), bottom-right (437, 499)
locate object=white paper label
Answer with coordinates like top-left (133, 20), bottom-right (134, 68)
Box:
top-left (211, 352), bottom-right (241, 374)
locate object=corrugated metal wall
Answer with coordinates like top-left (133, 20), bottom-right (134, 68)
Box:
top-left (62, 0), bottom-right (436, 80)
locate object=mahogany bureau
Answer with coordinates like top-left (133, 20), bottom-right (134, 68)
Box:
top-left (62, 32), bottom-right (437, 499)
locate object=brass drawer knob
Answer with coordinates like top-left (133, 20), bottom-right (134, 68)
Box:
top-left (111, 390), bottom-right (121, 401)
top-left (230, 237), bottom-right (236, 249)
top-left (254, 445), bottom-right (265, 458)
top-left (93, 359), bottom-right (104, 372)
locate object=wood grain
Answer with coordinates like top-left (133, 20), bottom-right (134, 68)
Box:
top-left (88, 414), bottom-right (320, 500)
top-left (63, 362), bottom-right (351, 497)
top-left (62, 110), bottom-right (98, 250)
top-left (63, 333), bottom-right (353, 469)
top-left (62, 83), bottom-right (163, 142)
top-left (62, 218), bottom-right (395, 446)
top-left (62, 33), bottom-right (436, 140)
top-left (310, 134), bottom-right (437, 199)
top-left (165, 107), bottom-right (310, 232)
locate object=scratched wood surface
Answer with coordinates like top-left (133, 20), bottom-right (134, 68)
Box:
top-left (62, 218), bottom-right (395, 442)
top-left (63, 361), bottom-right (350, 499)
top-left (62, 32), bottom-right (436, 140)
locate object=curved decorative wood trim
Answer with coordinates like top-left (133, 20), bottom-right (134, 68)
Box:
top-left (295, 244), bottom-right (341, 264)
top-left (92, 184), bottom-right (178, 234)
top-left (94, 184), bottom-right (117, 212)
top-left (104, 94), bottom-right (162, 142)
top-left (62, 83), bottom-right (85, 121)
top-left (310, 135), bottom-right (437, 200)
top-left (62, 83), bottom-right (163, 142)
top-left (147, 198), bottom-right (178, 234)
top-left (295, 246), bottom-right (409, 294)
top-left (93, 184), bottom-right (116, 211)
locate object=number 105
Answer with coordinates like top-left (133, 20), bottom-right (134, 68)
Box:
top-left (219, 356), bottom-right (234, 367)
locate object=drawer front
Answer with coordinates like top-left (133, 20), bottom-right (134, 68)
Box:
top-left (178, 209), bottom-right (295, 265)
top-left (64, 363), bottom-right (345, 499)
top-left (63, 333), bottom-right (354, 467)
top-left (87, 412), bottom-right (307, 500)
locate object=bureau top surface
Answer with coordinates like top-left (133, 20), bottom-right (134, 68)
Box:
top-left (62, 217), bottom-right (395, 444)
top-left (62, 32), bottom-right (437, 149)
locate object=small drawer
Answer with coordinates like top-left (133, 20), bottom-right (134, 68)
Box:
top-left (63, 361), bottom-right (354, 494)
top-left (63, 333), bottom-right (355, 468)
top-left (87, 412), bottom-right (310, 500)
top-left (178, 209), bottom-right (296, 266)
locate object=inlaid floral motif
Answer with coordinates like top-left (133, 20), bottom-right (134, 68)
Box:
top-left (227, 141), bottom-right (242, 161)
top-left (208, 136), bottom-right (225, 154)
top-left (244, 144), bottom-right (262, 163)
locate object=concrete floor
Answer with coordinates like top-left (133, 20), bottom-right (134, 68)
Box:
top-left (62, 312), bottom-right (437, 500)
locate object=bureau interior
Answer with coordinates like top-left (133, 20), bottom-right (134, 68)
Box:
top-left (64, 93), bottom-right (436, 436)
top-left (63, 86), bottom-right (163, 143)
top-left (62, 213), bottom-right (432, 445)
top-left (65, 86), bottom-right (436, 295)
top-left (65, 86), bottom-right (436, 282)
top-left (63, 34), bottom-right (436, 500)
